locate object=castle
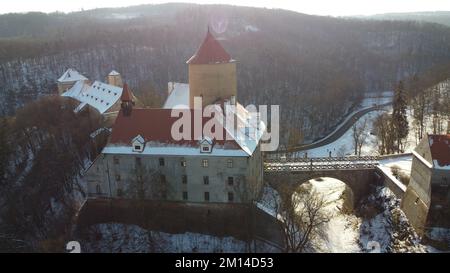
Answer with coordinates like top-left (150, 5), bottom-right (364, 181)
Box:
top-left (84, 29), bottom-right (266, 203)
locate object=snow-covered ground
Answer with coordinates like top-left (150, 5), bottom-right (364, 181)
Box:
top-left (298, 109), bottom-right (388, 157)
top-left (80, 223), bottom-right (279, 253)
top-left (307, 178), bottom-right (361, 253)
top-left (258, 180), bottom-right (429, 253)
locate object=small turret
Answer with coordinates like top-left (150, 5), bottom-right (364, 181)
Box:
top-left (107, 70), bottom-right (123, 87)
top-left (120, 83), bottom-right (134, 116)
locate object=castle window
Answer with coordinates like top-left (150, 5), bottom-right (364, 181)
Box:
top-left (182, 175), bottom-right (187, 184)
top-left (204, 192), bottom-right (210, 202)
top-left (181, 159), bottom-right (186, 167)
top-left (228, 177), bottom-right (234, 186)
top-left (113, 156), bottom-right (119, 164)
top-left (203, 176), bottom-right (209, 185)
top-left (228, 192), bottom-right (234, 202)
top-left (135, 157), bottom-right (142, 166)
top-left (202, 159), bottom-right (208, 168)
top-left (159, 158), bottom-right (165, 166)
top-left (227, 159), bottom-right (233, 168)
top-left (183, 191), bottom-right (188, 201)
top-left (117, 188), bottom-right (124, 197)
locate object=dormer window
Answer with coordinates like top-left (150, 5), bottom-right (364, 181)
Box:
top-left (199, 137), bottom-right (213, 153)
top-left (132, 135), bottom-right (145, 152)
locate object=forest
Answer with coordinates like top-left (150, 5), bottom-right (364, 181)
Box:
top-left (1, 4), bottom-right (450, 143)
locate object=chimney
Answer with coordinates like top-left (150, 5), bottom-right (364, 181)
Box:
top-left (230, 95), bottom-right (236, 105)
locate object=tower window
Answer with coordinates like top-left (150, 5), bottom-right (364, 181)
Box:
top-left (159, 158), bottom-right (165, 166)
top-left (96, 184), bottom-right (101, 194)
top-left (115, 174), bottom-right (121, 181)
top-left (181, 159), bottom-right (187, 167)
top-left (182, 175), bottom-right (187, 184)
top-left (204, 192), bottom-right (210, 202)
top-left (203, 176), bottom-right (209, 185)
top-left (183, 191), bottom-right (188, 201)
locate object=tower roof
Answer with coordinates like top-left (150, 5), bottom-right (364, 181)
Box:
top-left (109, 70), bottom-right (120, 76)
top-left (187, 29), bottom-right (232, 65)
top-left (120, 83), bottom-right (133, 102)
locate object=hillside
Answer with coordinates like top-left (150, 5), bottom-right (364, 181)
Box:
top-left (355, 11), bottom-right (450, 27)
top-left (1, 4), bottom-right (450, 143)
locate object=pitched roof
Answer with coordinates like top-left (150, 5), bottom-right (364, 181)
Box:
top-left (109, 108), bottom-right (240, 149)
top-left (58, 68), bottom-right (88, 83)
top-left (428, 134), bottom-right (450, 169)
top-left (120, 83), bottom-right (133, 102)
top-left (62, 80), bottom-right (123, 114)
top-left (187, 29), bottom-right (232, 65)
top-left (107, 100), bottom-right (266, 156)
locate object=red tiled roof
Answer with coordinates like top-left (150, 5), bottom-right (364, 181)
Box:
top-left (109, 108), bottom-right (240, 149)
top-left (187, 29), bottom-right (232, 65)
top-left (428, 134), bottom-right (450, 167)
top-left (120, 83), bottom-right (133, 102)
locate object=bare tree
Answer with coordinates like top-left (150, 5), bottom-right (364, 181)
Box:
top-left (352, 117), bottom-right (368, 156)
top-left (276, 184), bottom-right (330, 253)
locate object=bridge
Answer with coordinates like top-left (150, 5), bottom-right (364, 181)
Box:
top-left (263, 156), bottom-right (381, 204)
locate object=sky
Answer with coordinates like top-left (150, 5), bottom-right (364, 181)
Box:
top-left (1, 0), bottom-right (450, 16)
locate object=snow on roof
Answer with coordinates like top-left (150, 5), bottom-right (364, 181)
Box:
top-left (221, 101), bottom-right (266, 155)
top-left (109, 70), bottom-right (120, 76)
top-left (163, 83), bottom-right (189, 109)
top-left (132, 135), bottom-right (145, 144)
top-left (103, 145), bottom-right (248, 157)
top-left (62, 80), bottom-right (123, 114)
top-left (58, 68), bottom-right (88, 83)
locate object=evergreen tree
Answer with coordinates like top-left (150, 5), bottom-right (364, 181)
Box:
top-left (392, 81), bottom-right (409, 153)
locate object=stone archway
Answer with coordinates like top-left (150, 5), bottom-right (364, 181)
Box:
top-left (264, 168), bottom-right (377, 204)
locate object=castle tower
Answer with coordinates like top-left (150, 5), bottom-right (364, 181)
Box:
top-left (187, 28), bottom-right (237, 109)
top-left (107, 70), bottom-right (123, 87)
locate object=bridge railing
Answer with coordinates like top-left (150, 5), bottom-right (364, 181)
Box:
top-left (264, 155), bottom-right (380, 163)
top-left (264, 162), bottom-right (379, 172)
